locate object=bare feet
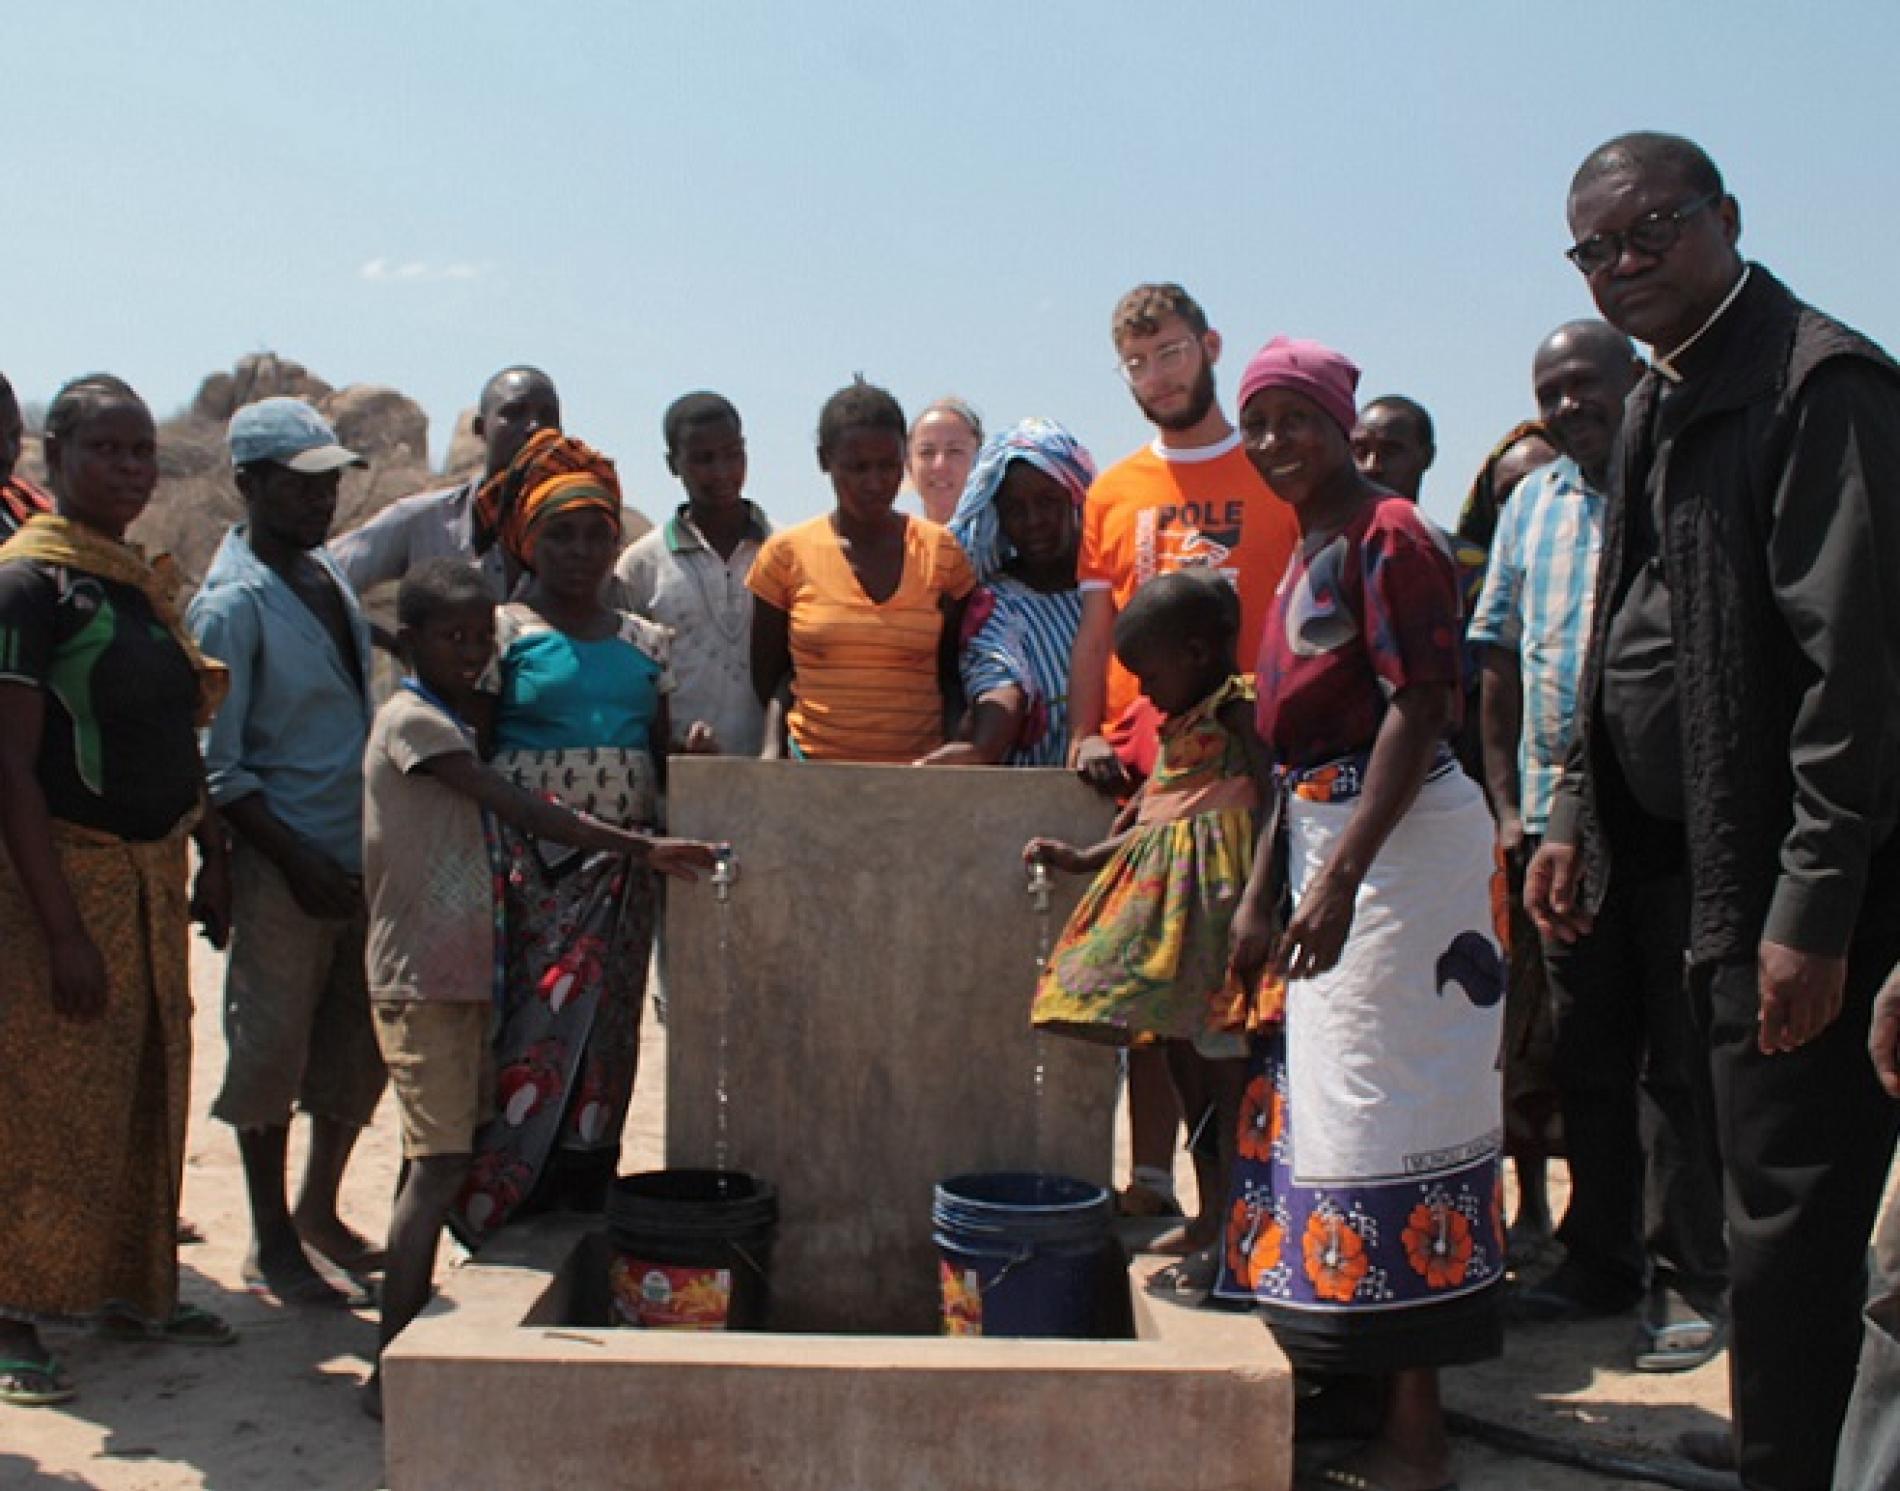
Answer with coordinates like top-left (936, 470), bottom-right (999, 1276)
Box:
top-left (245, 1235), bottom-right (356, 1308)
top-left (293, 1210), bottom-right (387, 1275)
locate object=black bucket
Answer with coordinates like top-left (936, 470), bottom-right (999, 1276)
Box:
top-left (606, 1169), bottom-right (777, 1330)
top-left (933, 1171), bottom-right (1112, 1337)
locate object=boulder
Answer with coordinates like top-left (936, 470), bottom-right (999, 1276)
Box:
top-left (319, 384), bottom-right (430, 467)
top-left (190, 354), bottom-right (333, 423)
top-left (443, 408), bottom-right (485, 482)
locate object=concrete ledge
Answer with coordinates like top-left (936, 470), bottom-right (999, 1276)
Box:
top-left (385, 1216), bottom-right (1292, 1491)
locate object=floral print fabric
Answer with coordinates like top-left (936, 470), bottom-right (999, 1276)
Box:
top-left (1030, 675), bottom-right (1280, 1044)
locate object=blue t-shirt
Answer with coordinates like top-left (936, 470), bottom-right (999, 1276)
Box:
top-left (490, 606), bottom-right (675, 753)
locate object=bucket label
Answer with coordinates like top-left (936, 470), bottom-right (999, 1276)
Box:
top-left (940, 1260), bottom-right (983, 1336)
top-left (610, 1255), bottom-right (733, 1330)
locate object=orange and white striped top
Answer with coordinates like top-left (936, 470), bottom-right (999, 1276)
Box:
top-left (748, 515), bottom-right (976, 763)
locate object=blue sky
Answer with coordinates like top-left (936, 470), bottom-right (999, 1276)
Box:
top-left (11, 1), bottom-right (1897, 531)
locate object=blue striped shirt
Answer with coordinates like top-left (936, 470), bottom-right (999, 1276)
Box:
top-left (959, 577), bottom-right (1083, 767)
top-left (1466, 457), bottom-right (1606, 834)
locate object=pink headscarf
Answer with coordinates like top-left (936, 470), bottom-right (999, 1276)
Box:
top-left (1236, 336), bottom-right (1362, 436)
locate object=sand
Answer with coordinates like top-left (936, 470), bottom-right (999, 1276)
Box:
top-left (1, 936), bottom-right (1756, 1491)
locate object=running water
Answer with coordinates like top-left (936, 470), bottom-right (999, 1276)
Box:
top-left (711, 846), bottom-right (738, 1195)
top-left (1027, 859), bottom-right (1055, 1190)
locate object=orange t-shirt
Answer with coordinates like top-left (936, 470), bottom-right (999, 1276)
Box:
top-left (1078, 433), bottom-right (1298, 730)
top-left (748, 515), bottom-right (977, 763)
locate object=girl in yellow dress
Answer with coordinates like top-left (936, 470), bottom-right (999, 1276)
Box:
top-left (1025, 569), bottom-right (1280, 1278)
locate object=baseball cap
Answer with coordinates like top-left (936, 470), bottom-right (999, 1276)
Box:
top-left (227, 398), bottom-right (365, 473)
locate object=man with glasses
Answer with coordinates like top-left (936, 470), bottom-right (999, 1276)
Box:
top-left (1474, 320), bottom-right (1730, 1374)
top-left (1527, 131), bottom-right (1900, 1489)
top-left (1067, 283), bottom-right (1296, 1236)
top-left (1070, 283), bottom-right (1296, 792)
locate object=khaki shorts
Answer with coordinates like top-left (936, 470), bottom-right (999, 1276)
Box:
top-left (371, 1001), bottom-right (494, 1158)
top-left (214, 843), bottom-right (386, 1131)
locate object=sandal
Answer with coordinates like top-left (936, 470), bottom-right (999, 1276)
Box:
top-left (1116, 1182), bottom-right (1184, 1220)
top-left (99, 1303), bottom-right (238, 1347)
top-left (1142, 1245), bottom-right (1220, 1306)
top-left (1635, 1315), bottom-right (1726, 1373)
top-left (1307, 1466), bottom-right (1457, 1491)
top-left (0, 1356), bottom-right (75, 1406)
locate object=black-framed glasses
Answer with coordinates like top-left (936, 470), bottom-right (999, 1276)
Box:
top-left (1565, 194), bottom-right (1718, 276)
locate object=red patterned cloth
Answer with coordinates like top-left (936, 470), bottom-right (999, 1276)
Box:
top-left (1254, 496), bottom-right (1462, 770)
top-left (0, 475), bottom-right (53, 542)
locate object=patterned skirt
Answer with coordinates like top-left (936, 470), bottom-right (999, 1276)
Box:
top-left (1212, 768), bottom-right (1506, 1372)
top-left (1030, 805), bottom-right (1279, 1048)
top-left (0, 817), bottom-right (194, 1324)
top-left (453, 747), bottom-right (659, 1246)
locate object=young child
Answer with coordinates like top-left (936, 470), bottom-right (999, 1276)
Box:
top-left (1025, 569), bottom-right (1281, 1297)
top-left (361, 559), bottom-right (718, 1418)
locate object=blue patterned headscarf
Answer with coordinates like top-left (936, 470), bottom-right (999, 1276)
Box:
top-left (946, 418), bottom-right (1097, 583)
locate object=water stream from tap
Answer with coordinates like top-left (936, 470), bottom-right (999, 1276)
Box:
top-left (711, 848), bottom-right (737, 1195)
top-left (1028, 861), bottom-right (1055, 1189)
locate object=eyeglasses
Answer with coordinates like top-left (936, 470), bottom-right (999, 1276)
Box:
top-left (1565, 194), bottom-right (1717, 276)
top-left (1117, 336), bottom-right (1200, 385)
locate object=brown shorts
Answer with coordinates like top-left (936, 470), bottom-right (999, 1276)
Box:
top-left (213, 843), bottom-right (386, 1131)
top-left (371, 1001), bottom-right (494, 1159)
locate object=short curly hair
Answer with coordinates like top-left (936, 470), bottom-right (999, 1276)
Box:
top-left (1111, 283), bottom-right (1209, 346)
top-left (816, 376), bottom-right (906, 457)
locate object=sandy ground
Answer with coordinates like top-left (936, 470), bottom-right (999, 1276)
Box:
top-left (1, 937), bottom-right (1753, 1491)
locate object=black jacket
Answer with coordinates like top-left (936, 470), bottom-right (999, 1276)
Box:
top-left (1548, 266), bottom-right (1900, 963)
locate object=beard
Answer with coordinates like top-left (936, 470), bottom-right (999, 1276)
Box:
top-left (1136, 361), bottom-right (1218, 433)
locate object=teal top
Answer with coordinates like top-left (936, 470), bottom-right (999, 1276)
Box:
top-left (491, 605), bottom-right (674, 753)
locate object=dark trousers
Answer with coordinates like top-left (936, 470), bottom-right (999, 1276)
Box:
top-left (1698, 948), bottom-right (1900, 1491)
top-left (1543, 868), bottom-right (1728, 1314)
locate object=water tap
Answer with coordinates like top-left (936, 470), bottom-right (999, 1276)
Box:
top-left (1026, 858), bottom-right (1053, 915)
top-left (712, 845), bottom-right (737, 904)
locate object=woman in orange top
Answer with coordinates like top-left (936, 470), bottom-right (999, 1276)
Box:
top-left (749, 380), bottom-right (976, 762)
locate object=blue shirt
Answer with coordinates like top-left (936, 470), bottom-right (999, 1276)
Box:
top-left (490, 605), bottom-right (674, 753)
top-left (1466, 457), bottom-right (1606, 834)
top-left (959, 576), bottom-right (1083, 767)
top-left (187, 527), bottom-right (375, 872)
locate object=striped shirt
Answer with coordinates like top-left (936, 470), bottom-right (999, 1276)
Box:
top-left (1466, 456), bottom-right (1606, 834)
top-left (747, 515), bottom-right (976, 762)
top-left (960, 577), bottom-right (1084, 767)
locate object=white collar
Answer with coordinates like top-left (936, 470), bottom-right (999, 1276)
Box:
top-left (1148, 428), bottom-right (1241, 464)
top-left (1653, 265), bottom-right (1751, 383)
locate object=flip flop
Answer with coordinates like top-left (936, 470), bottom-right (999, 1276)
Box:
top-left (1143, 1245), bottom-right (1220, 1307)
top-left (99, 1304), bottom-right (238, 1347)
top-left (1115, 1183), bottom-right (1184, 1220)
top-left (1635, 1316), bottom-right (1726, 1373)
top-left (0, 1356), bottom-right (75, 1406)
top-left (1308, 1465), bottom-right (1458, 1491)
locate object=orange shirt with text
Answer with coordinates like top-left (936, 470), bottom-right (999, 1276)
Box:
top-left (1078, 435), bottom-right (1297, 728)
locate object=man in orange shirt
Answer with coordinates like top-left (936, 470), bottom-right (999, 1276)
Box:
top-left (1070, 284), bottom-right (1297, 789)
top-left (1068, 284), bottom-right (1297, 1235)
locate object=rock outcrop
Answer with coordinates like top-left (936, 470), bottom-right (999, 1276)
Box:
top-left (19, 354), bottom-right (649, 596)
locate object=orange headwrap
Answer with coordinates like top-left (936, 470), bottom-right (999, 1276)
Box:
top-left (1454, 420), bottom-right (1552, 554)
top-left (475, 429), bottom-right (622, 569)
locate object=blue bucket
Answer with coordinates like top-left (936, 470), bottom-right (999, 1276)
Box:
top-left (933, 1171), bottom-right (1112, 1338)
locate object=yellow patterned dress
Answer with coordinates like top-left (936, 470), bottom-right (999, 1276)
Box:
top-left (1031, 675), bottom-right (1280, 1048)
